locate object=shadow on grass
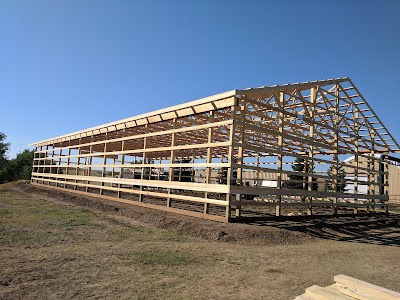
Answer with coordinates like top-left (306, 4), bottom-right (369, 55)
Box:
top-left (249, 216), bottom-right (400, 247)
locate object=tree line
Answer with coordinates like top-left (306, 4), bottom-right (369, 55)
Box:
top-left (287, 157), bottom-right (346, 192)
top-left (0, 132), bottom-right (34, 184)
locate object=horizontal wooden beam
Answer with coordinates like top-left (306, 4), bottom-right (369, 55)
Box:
top-left (31, 183), bottom-right (227, 222)
top-left (31, 172), bottom-right (230, 194)
top-left (32, 178), bottom-right (229, 206)
top-left (37, 141), bottom-right (231, 160)
top-left (34, 162), bottom-right (230, 169)
top-left (230, 185), bottom-right (388, 200)
top-left (230, 200), bottom-right (388, 208)
top-left (35, 119), bottom-right (233, 154)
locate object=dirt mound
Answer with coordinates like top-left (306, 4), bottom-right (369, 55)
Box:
top-left (15, 182), bottom-right (312, 245)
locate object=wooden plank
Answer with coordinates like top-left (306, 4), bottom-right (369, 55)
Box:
top-left (334, 274), bottom-right (400, 300)
top-left (230, 199), bottom-right (388, 208)
top-left (336, 283), bottom-right (383, 300)
top-left (305, 285), bottom-right (351, 300)
top-left (294, 295), bottom-right (315, 300)
top-left (31, 172), bottom-right (230, 194)
top-left (29, 162), bottom-right (231, 171)
top-left (229, 184), bottom-right (387, 200)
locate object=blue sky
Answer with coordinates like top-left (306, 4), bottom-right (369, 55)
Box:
top-left (1, 0), bottom-right (400, 158)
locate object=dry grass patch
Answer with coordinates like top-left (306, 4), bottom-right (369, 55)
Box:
top-left (123, 250), bottom-right (196, 266)
top-left (1, 181), bottom-right (399, 300)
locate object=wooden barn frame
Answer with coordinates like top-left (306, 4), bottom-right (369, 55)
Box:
top-left (30, 78), bottom-right (400, 222)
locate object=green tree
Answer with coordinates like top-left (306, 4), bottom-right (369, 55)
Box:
top-left (287, 157), bottom-right (318, 191)
top-left (0, 132), bottom-right (35, 183)
top-left (325, 164), bottom-right (347, 192)
top-left (217, 157), bottom-right (238, 185)
top-left (0, 132), bottom-right (10, 169)
top-left (217, 158), bottom-right (228, 184)
top-left (143, 158), bottom-right (155, 180)
top-left (5, 150), bottom-right (35, 181)
top-left (173, 158), bottom-right (194, 182)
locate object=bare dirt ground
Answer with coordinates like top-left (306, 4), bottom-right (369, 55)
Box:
top-left (1, 181), bottom-right (399, 300)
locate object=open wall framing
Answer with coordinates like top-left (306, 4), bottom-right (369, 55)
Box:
top-left (30, 78), bottom-right (400, 222)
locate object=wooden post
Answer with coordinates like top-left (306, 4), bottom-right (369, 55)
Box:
top-left (86, 142), bottom-right (93, 193)
top-left (276, 91), bottom-right (285, 217)
top-left (65, 146), bottom-right (71, 188)
top-left (332, 84), bottom-right (339, 215)
top-left (41, 145), bottom-right (46, 184)
top-left (235, 101), bottom-right (246, 217)
top-left (225, 104), bottom-right (237, 220)
top-left (204, 112), bottom-right (214, 215)
top-left (46, 146), bottom-right (52, 185)
top-left (48, 143), bottom-right (54, 185)
top-left (32, 146), bottom-right (38, 183)
top-left (139, 124), bottom-right (148, 202)
top-left (111, 158), bottom-right (115, 178)
top-left (56, 147), bottom-right (62, 187)
top-left (256, 156), bottom-right (260, 187)
top-left (157, 158), bottom-right (161, 182)
top-left (118, 132), bottom-right (125, 198)
top-left (44, 145), bottom-right (49, 179)
top-left (167, 119), bottom-right (177, 207)
top-left (368, 129), bottom-right (376, 213)
top-left (74, 139), bottom-right (81, 190)
top-left (354, 110), bottom-right (359, 214)
top-left (384, 155), bottom-right (389, 214)
top-left (100, 141), bottom-right (107, 195)
top-left (307, 87), bottom-right (316, 216)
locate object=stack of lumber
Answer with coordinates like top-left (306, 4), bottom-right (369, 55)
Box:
top-left (294, 274), bottom-right (400, 300)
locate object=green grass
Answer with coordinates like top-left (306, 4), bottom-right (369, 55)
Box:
top-left (0, 183), bottom-right (192, 247)
top-left (34, 208), bottom-right (92, 226)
